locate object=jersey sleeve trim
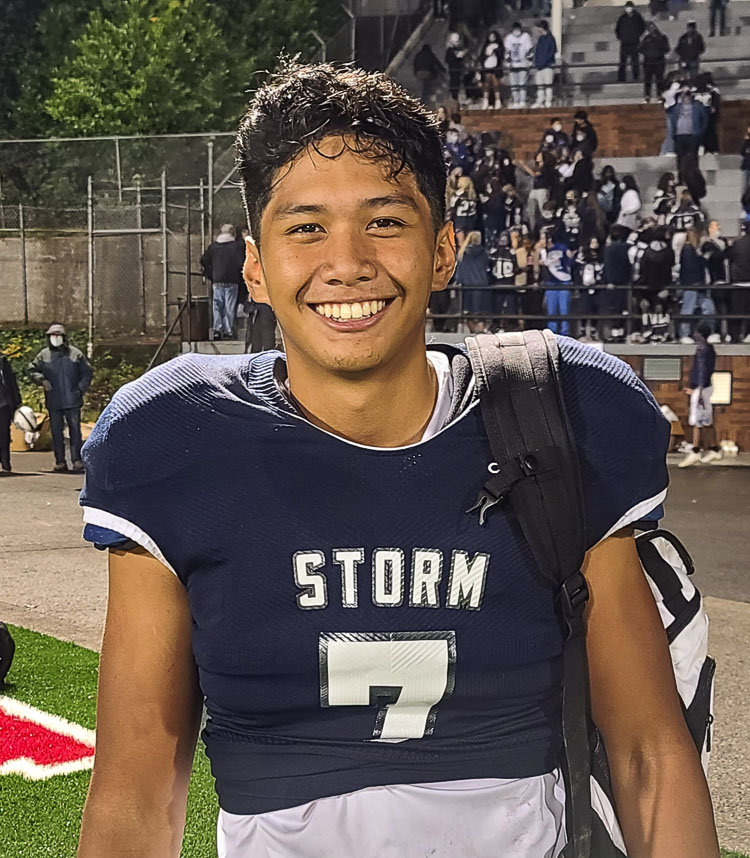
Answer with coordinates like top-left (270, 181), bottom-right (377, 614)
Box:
top-left (82, 506), bottom-right (177, 577)
top-left (599, 487), bottom-right (668, 543)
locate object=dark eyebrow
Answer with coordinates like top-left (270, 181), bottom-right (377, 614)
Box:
top-left (271, 194), bottom-right (420, 221)
top-left (361, 194), bottom-right (419, 213)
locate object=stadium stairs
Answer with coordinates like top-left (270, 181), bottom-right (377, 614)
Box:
top-left (563, 0), bottom-right (750, 105)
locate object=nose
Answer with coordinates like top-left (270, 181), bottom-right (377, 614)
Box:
top-left (319, 226), bottom-right (377, 287)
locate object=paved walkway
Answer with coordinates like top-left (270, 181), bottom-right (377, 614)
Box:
top-left (1, 451), bottom-right (748, 850)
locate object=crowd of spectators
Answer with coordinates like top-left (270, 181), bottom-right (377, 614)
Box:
top-left (433, 109), bottom-right (750, 343)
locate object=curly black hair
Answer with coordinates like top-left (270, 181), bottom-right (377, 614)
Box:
top-left (235, 60), bottom-right (447, 242)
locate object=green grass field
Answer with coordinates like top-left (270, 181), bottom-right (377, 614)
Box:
top-left (0, 624), bottom-right (747, 858)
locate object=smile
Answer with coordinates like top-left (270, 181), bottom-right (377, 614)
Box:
top-left (310, 299), bottom-right (388, 321)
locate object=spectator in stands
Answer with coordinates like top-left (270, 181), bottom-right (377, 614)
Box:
top-left (616, 1), bottom-right (646, 82)
top-left (516, 150), bottom-right (558, 232)
top-left (668, 188), bottom-right (704, 257)
top-left (561, 190), bottom-right (583, 251)
top-left (480, 179), bottom-right (504, 243)
top-left (681, 153), bottom-right (707, 205)
top-left (676, 21), bottom-right (706, 80)
top-left (727, 224), bottom-right (750, 342)
top-left (580, 191), bottom-right (608, 244)
top-left (743, 187), bottom-right (750, 225)
top-left (660, 72), bottom-right (682, 153)
top-left (445, 32), bottom-right (467, 102)
top-left (538, 199), bottom-right (565, 243)
top-left (653, 172), bottom-right (678, 223)
top-left (575, 236), bottom-right (605, 340)
top-left (480, 30), bottom-right (503, 108)
top-left (570, 109), bottom-right (598, 156)
top-left (532, 20), bottom-right (557, 108)
top-left (678, 226), bottom-right (714, 342)
top-left (450, 175), bottom-right (479, 243)
top-left (434, 0), bottom-right (448, 20)
top-left (523, 235), bottom-right (546, 330)
top-left (639, 21), bottom-right (670, 103)
top-left (454, 231), bottom-right (492, 331)
top-left (541, 231), bottom-right (573, 335)
top-left (435, 104), bottom-right (450, 137)
top-left (740, 122), bottom-right (750, 195)
top-left (616, 175), bottom-right (642, 230)
top-left (413, 44), bottom-right (445, 104)
top-left (668, 87), bottom-right (709, 180)
top-left (565, 148), bottom-right (594, 196)
top-left (538, 119), bottom-right (569, 154)
top-left (603, 225), bottom-right (632, 341)
top-left (597, 165), bottom-right (622, 225)
top-left (702, 220), bottom-right (729, 342)
top-left (444, 128), bottom-right (470, 172)
top-left (504, 23), bottom-right (534, 107)
top-left (640, 224), bottom-right (675, 312)
top-left (709, 0), bottom-right (728, 36)
top-left (499, 184), bottom-right (525, 232)
top-left (0, 353), bottom-right (21, 476)
top-left (488, 231), bottom-right (519, 331)
top-left (200, 223), bottom-right (245, 340)
top-left (234, 224), bottom-right (250, 321)
top-left (449, 111), bottom-right (468, 139)
top-left (695, 73), bottom-right (720, 154)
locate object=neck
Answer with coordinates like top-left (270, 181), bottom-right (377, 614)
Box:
top-left (284, 341), bottom-right (438, 448)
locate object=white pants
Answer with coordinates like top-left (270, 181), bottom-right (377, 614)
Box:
top-left (535, 67), bottom-right (554, 106)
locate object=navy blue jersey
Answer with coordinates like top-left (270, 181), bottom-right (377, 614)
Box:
top-left (80, 340), bottom-right (669, 815)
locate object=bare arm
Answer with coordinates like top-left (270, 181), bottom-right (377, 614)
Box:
top-left (584, 530), bottom-right (719, 858)
top-left (78, 548), bottom-right (203, 858)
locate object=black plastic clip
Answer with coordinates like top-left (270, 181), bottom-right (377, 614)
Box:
top-left (559, 571), bottom-right (590, 640)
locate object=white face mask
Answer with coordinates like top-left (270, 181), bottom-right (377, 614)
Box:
top-left (513, 29), bottom-right (521, 36)
top-left (50, 335), bottom-right (64, 348)
top-left (552, 124), bottom-right (562, 132)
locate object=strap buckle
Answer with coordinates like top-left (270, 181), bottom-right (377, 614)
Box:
top-left (466, 487), bottom-right (505, 526)
top-left (560, 571), bottom-right (590, 640)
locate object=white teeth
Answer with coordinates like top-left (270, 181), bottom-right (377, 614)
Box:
top-left (312, 299), bottom-right (389, 320)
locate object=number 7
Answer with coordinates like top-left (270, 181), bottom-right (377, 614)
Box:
top-left (319, 631), bottom-right (457, 742)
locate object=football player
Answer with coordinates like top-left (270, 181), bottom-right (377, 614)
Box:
top-left (77, 62), bottom-right (719, 858)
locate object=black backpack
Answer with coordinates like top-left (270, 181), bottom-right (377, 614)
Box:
top-left (0, 622), bottom-right (15, 687)
top-left (465, 330), bottom-right (715, 858)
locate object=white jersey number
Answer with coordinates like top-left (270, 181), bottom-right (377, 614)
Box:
top-left (319, 631), bottom-right (457, 742)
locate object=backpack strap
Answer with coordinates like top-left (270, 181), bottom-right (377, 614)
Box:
top-left (464, 330), bottom-right (592, 858)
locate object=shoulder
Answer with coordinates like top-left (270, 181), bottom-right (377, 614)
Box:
top-left (82, 351), bottom-right (281, 490)
top-left (68, 346), bottom-right (87, 360)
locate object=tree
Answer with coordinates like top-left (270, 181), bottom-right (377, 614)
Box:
top-left (44, 0), bottom-right (234, 135)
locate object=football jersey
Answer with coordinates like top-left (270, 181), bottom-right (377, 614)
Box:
top-left (80, 339), bottom-right (669, 856)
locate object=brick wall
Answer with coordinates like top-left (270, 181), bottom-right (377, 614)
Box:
top-left (461, 100), bottom-right (750, 160)
top-left (616, 352), bottom-right (750, 449)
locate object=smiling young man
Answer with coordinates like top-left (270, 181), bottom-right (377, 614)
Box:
top-left (77, 63), bottom-right (719, 858)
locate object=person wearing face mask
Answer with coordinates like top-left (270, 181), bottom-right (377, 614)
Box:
top-left (480, 31), bottom-right (503, 109)
top-left (574, 236), bottom-right (605, 341)
top-left (532, 20), bottom-right (557, 108)
top-left (539, 119), bottom-right (569, 154)
top-left (615, 1), bottom-right (646, 83)
top-left (503, 23), bottom-right (534, 107)
top-left (570, 110), bottom-right (598, 156)
top-left (28, 324), bottom-right (92, 473)
top-left (597, 166), bottom-right (622, 225)
top-left (639, 21), bottom-right (670, 103)
top-left (701, 220), bottom-right (729, 342)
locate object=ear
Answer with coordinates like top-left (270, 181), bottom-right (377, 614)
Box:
top-left (243, 237), bottom-right (271, 305)
top-left (431, 221), bottom-right (457, 294)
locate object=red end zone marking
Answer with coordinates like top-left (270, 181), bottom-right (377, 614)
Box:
top-left (0, 696), bottom-right (95, 780)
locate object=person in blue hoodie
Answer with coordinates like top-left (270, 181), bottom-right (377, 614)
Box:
top-left (532, 20), bottom-right (557, 108)
top-left (678, 226), bottom-right (714, 342)
top-left (541, 232), bottom-right (573, 335)
top-left (454, 230), bottom-right (492, 332)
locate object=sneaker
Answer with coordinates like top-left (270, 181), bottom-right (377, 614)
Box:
top-left (700, 449), bottom-right (723, 464)
top-left (679, 336), bottom-right (695, 344)
top-left (71, 460), bottom-right (84, 473)
top-left (724, 334), bottom-right (733, 343)
top-left (707, 333), bottom-right (721, 344)
top-left (52, 463), bottom-right (68, 473)
top-left (678, 450), bottom-right (702, 468)
top-left (743, 334), bottom-right (750, 344)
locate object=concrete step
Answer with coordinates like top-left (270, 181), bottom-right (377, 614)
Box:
top-left (565, 41), bottom-right (750, 62)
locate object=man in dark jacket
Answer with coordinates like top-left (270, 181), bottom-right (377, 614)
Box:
top-left (0, 353), bottom-right (22, 475)
top-left (413, 44), bottom-right (445, 104)
top-left (616, 1), bottom-right (646, 82)
top-left (639, 22), bottom-right (670, 102)
top-left (532, 20), bottom-right (557, 108)
top-left (570, 110), bottom-right (598, 156)
top-left (200, 224), bottom-right (246, 340)
top-left (726, 227), bottom-right (750, 342)
top-left (28, 324), bottom-right (92, 473)
top-left (603, 225), bottom-right (632, 341)
top-left (676, 22), bottom-right (706, 79)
